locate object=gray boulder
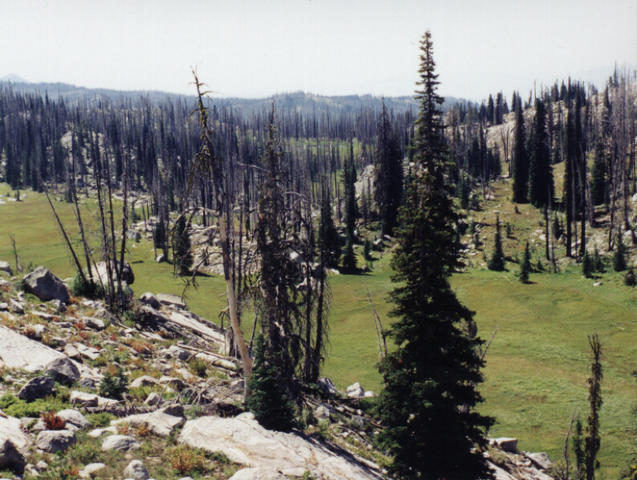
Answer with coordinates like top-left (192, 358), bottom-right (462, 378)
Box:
top-left (346, 382), bottom-right (365, 399)
top-left (36, 430), bottom-right (76, 453)
top-left (56, 409), bottom-right (91, 430)
top-left (91, 261), bottom-right (135, 285)
top-left (46, 357), bottom-right (80, 384)
top-left (22, 267), bottom-right (70, 303)
top-left (0, 436), bottom-right (26, 473)
top-left (123, 459), bottom-right (150, 480)
top-left (18, 376), bottom-right (55, 401)
top-left (0, 261), bottom-right (12, 275)
top-left (229, 469), bottom-right (288, 480)
top-left (139, 292), bottom-right (161, 309)
top-left (101, 434), bottom-right (140, 452)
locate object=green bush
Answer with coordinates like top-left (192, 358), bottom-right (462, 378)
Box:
top-left (188, 358), bottom-right (208, 378)
top-left (70, 272), bottom-right (104, 299)
top-left (99, 368), bottom-right (128, 400)
top-left (624, 268), bottom-right (636, 287)
top-left (0, 393), bottom-right (69, 418)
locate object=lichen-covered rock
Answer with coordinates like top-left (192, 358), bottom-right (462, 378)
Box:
top-left (123, 459), bottom-right (150, 480)
top-left (36, 430), bottom-right (76, 453)
top-left (46, 357), bottom-right (80, 384)
top-left (101, 435), bottom-right (140, 452)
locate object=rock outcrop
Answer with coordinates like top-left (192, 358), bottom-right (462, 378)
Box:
top-left (179, 412), bottom-right (384, 480)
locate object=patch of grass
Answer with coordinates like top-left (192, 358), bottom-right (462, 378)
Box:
top-left (0, 393), bottom-right (69, 418)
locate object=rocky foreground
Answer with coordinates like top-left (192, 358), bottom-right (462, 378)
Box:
top-left (0, 263), bottom-right (555, 479)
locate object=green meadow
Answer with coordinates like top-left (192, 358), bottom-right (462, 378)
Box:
top-left (0, 183), bottom-right (635, 476)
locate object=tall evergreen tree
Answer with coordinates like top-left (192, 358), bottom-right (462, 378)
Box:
top-left (172, 215), bottom-right (192, 275)
top-left (377, 31), bottom-right (493, 480)
top-left (528, 99), bottom-right (553, 208)
top-left (318, 184), bottom-right (341, 268)
top-left (375, 100), bottom-right (404, 236)
top-left (519, 241), bottom-right (531, 283)
top-left (512, 96), bottom-right (529, 203)
top-left (590, 138), bottom-right (606, 207)
top-left (488, 214), bottom-right (506, 271)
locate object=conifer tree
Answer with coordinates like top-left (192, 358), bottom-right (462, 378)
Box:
top-left (318, 184), bottom-right (341, 268)
top-left (512, 96), bottom-right (529, 203)
top-left (528, 99), bottom-right (553, 208)
top-left (519, 241), bottom-right (531, 283)
top-left (375, 101), bottom-right (403, 236)
top-left (613, 234), bottom-right (627, 272)
top-left (582, 251), bottom-right (593, 278)
top-left (488, 214), bottom-right (506, 271)
top-left (172, 215), bottom-right (192, 275)
top-left (377, 31), bottom-right (493, 480)
top-left (584, 335), bottom-right (603, 480)
top-left (246, 335), bottom-right (296, 431)
top-left (591, 138), bottom-right (606, 206)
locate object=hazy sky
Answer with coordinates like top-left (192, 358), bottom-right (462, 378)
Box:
top-left (1, 0), bottom-right (636, 101)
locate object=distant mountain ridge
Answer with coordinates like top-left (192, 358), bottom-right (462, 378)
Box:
top-left (0, 77), bottom-right (469, 113)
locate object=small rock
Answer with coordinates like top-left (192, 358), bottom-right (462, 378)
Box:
top-left (346, 382), bottom-right (365, 399)
top-left (35, 460), bottom-right (48, 471)
top-left (155, 254), bottom-right (166, 263)
top-left (70, 391), bottom-right (98, 407)
top-left (18, 376), bottom-right (55, 401)
top-left (9, 300), bottom-right (24, 314)
top-left (130, 375), bottom-right (159, 389)
top-left (56, 409), bottom-right (91, 430)
top-left (491, 437), bottom-right (518, 453)
top-left (314, 404), bottom-right (332, 421)
top-left (0, 261), bottom-right (12, 275)
top-left (317, 377), bottom-right (340, 397)
top-left (156, 293), bottom-right (185, 309)
top-left (101, 434), bottom-right (140, 451)
top-left (123, 459), bottom-right (149, 480)
top-left (159, 376), bottom-right (186, 391)
top-left (46, 357), bottom-right (80, 384)
top-left (144, 392), bottom-right (162, 406)
top-left (79, 462), bottom-right (106, 478)
top-left (36, 430), bottom-right (76, 453)
top-left (49, 299), bottom-right (66, 313)
top-left (139, 292), bottom-right (161, 309)
top-left (83, 317), bottom-right (105, 330)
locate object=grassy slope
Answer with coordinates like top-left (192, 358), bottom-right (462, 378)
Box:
top-left (0, 182), bottom-right (635, 475)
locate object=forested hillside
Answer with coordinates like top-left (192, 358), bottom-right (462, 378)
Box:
top-left (0, 58), bottom-right (635, 479)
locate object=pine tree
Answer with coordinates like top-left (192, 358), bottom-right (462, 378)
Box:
top-left (582, 251), bottom-right (593, 278)
top-left (375, 101), bottom-right (404, 236)
top-left (377, 31), bottom-right (493, 480)
top-left (488, 214), bottom-right (506, 271)
top-left (318, 184), bottom-right (341, 268)
top-left (528, 99), bottom-right (553, 208)
top-left (591, 138), bottom-right (606, 206)
top-left (246, 335), bottom-right (296, 431)
top-left (512, 97), bottom-right (529, 203)
top-left (172, 215), bottom-right (192, 275)
top-left (519, 241), bottom-right (531, 283)
top-left (613, 235), bottom-right (627, 272)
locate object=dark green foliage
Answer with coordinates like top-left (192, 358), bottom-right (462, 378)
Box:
top-left (375, 101), bottom-right (404, 236)
top-left (512, 96), bottom-right (529, 203)
top-left (613, 235), bottom-right (627, 272)
top-left (582, 251), bottom-right (593, 278)
top-left (592, 248), bottom-right (604, 273)
top-left (318, 186), bottom-right (341, 268)
top-left (488, 215), bottom-right (505, 271)
top-left (624, 268), bottom-right (636, 287)
top-left (70, 272), bottom-right (104, 299)
top-left (591, 139), bottom-right (607, 206)
top-left (519, 241), bottom-right (531, 283)
top-left (246, 335), bottom-right (296, 432)
top-left (377, 31), bottom-right (493, 480)
top-left (99, 367), bottom-right (128, 400)
top-left (363, 238), bottom-right (372, 261)
top-left (528, 99), bottom-right (553, 208)
top-left (172, 215), bottom-right (192, 275)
